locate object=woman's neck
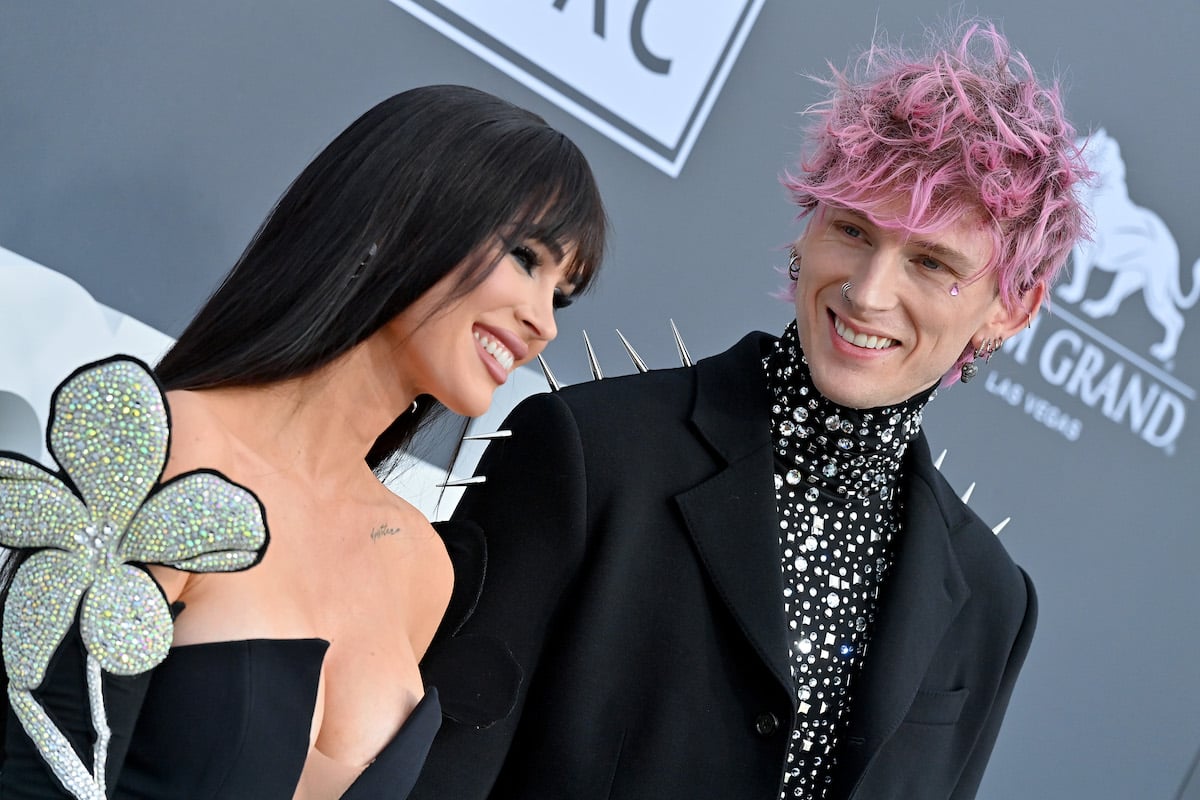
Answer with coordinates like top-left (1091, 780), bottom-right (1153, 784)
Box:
top-left (178, 342), bottom-right (415, 487)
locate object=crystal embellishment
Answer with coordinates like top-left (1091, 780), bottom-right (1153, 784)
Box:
top-left (763, 322), bottom-right (933, 800)
top-left (0, 356), bottom-right (269, 800)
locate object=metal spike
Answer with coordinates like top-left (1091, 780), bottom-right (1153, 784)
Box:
top-left (991, 517), bottom-right (1011, 536)
top-left (582, 330), bottom-right (604, 380)
top-left (670, 319), bottom-right (694, 367)
top-left (462, 430), bottom-right (513, 441)
top-left (615, 329), bottom-right (649, 373)
top-left (933, 449), bottom-right (947, 471)
top-left (537, 354), bottom-right (562, 392)
top-left (437, 475), bottom-right (487, 488)
top-left (960, 481), bottom-right (976, 504)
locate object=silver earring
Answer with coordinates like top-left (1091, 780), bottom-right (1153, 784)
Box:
top-left (960, 360), bottom-right (978, 383)
top-left (787, 250), bottom-right (800, 281)
top-left (841, 281), bottom-right (852, 303)
top-left (974, 337), bottom-right (1003, 363)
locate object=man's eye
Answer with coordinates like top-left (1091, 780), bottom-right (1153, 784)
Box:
top-left (919, 256), bottom-right (944, 271)
top-left (511, 245), bottom-right (540, 273)
top-left (839, 224), bottom-right (864, 239)
top-left (552, 289), bottom-right (574, 310)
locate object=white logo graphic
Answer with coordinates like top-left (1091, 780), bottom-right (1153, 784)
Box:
top-left (390, 0), bottom-right (765, 177)
top-left (983, 129), bottom-right (1196, 455)
top-left (1058, 129), bottom-right (1200, 363)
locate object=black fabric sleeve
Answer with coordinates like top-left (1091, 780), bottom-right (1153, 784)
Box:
top-left (950, 568), bottom-right (1038, 799)
top-left (413, 391), bottom-right (590, 799)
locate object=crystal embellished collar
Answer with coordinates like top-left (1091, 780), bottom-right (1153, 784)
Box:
top-left (762, 321), bottom-right (934, 502)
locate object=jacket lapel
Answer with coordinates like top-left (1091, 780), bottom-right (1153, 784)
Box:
top-left (841, 435), bottom-right (970, 767)
top-left (673, 333), bottom-right (795, 697)
top-left (669, 333), bottom-right (971, 750)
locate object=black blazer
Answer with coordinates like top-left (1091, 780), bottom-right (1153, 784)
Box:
top-left (415, 331), bottom-right (1036, 800)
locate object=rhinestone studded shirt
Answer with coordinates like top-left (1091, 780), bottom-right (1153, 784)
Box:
top-left (763, 322), bottom-right (933, 800)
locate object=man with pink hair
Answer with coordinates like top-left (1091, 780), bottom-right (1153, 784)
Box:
top-left (415, 21), bottom-right (1090, 800)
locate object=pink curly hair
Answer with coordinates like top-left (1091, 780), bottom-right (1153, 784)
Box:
top-left (782, 21), bottom-right (1092, 384)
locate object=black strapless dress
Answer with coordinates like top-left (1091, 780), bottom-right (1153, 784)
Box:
top-left (1, 628), bottom-right (440, 799)
top-left (119, 639), bottom-right (441, 799)
top-left (0, 357), bottom-right (516, 799)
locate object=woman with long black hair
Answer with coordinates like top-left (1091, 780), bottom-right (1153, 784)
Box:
top-left (0, 84), bottom-right (606, 799)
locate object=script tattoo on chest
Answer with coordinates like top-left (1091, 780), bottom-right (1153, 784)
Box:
top-left (370, 523), bottom-right (403, 542)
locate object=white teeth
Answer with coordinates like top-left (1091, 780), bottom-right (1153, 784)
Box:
top-left (834, 317), bottom-right (894, 350)
top-left (474, 331), bottom-right (515, 371)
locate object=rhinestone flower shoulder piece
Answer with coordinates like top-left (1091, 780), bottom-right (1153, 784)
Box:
top-left (0, 356), bottom-right (268, 800)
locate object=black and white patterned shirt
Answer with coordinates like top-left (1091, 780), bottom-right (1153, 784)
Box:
top-left (762, 322), bottom-right (933, 799)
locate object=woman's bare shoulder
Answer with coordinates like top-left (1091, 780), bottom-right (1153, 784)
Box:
top-left (161, 389), bottom-right (238, 480)
top-left (150, 390), bottom-right (243, 601)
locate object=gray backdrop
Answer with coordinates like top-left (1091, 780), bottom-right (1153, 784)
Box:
top-left (3, 2), bottom-right (1198, 797)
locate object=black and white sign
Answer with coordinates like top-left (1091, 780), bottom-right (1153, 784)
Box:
top-left (391, 0), bottom-right (765, 176)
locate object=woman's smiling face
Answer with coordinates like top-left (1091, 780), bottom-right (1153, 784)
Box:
top-left (382, 238), bottom-right (577, 418)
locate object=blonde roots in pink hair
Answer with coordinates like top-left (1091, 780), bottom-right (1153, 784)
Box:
top-left (782, 21), bottom-right (1093, 384)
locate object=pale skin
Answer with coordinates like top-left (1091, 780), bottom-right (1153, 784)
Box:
top-left (148, 239), bottom-right (576, 800)
top-left (792, 201), bottom-right (1045, 409)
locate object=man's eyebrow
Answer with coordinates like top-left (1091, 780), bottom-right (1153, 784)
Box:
top-left (840, 209), bottom-right (979, 274)
top-left (913, 239), bottom-right (970, 263)
top-left (910, 239), bottom-right (976, 272)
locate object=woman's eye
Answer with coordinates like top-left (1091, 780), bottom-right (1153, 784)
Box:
top-left (552, 288), bottom-right (574, 310)
top-left (511, 245), bottom-right (540, 273)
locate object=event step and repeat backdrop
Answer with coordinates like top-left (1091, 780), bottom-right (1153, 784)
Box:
top-left (3, 2), bottom-right (1197, 796)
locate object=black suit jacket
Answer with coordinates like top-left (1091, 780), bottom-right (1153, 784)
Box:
top-left (414, 331), bottom-right (1036, 800)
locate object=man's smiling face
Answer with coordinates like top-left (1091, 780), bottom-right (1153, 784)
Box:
top-left (792, 201), bottom-right (1008, 409)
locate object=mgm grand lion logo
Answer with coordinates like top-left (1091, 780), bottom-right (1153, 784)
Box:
top-left (993, 129), bottom-right (1195, 455)
top-left (1058, 128), bottom-right (1200, 364)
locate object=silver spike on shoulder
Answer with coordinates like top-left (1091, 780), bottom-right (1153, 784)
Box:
top-left (615, 329), bottom-right (649, 373)
top-left (437, 475), bottom-right (487, 488)
top-left (462, 430), bottom-right (513, 441)
top-left (537, 354), bottom-right (562, 392)
top-left (932, 448), bottom-right (1008, 533)
top-left (669, 319), bottom-right (693, 367)
top-left (582, 330), bottom-right (604, 380)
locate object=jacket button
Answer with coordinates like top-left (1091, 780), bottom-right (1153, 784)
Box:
top-left (754, 712), bottom-right (780, 736)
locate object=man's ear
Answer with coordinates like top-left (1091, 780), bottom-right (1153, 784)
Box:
top-left (991, 281), bottom-right (1046, 342)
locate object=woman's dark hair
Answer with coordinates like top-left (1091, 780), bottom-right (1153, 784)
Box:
top-left (0, 86), bottom-right (607, 724)
top-left (155, 84), bottom-right (607, 469)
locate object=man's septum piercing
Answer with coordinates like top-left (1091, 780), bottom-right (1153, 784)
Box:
top-left (841, 282), bottom-right (852, 303)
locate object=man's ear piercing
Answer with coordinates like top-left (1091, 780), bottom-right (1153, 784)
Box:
top-left (962, 337), bottom-right (1004, 382)
top-left (974, 337), bottom-right (1003, 363)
